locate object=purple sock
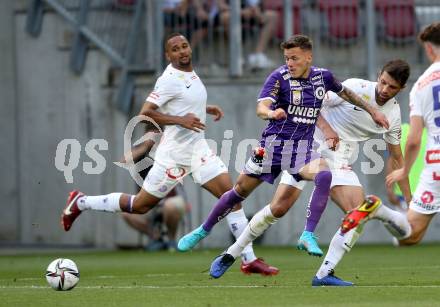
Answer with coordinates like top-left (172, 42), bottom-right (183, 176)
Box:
top-left (202, 188), bottom-right (245, 232)
top-left (304, 170), bottom-right (332, 232)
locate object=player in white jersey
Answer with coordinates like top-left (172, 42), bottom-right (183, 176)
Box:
top-left (386, 22), bottom-right (440, 245)
top-left (61, 33), bottom-right (279, 276)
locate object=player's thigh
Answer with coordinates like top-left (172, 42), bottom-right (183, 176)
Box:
top-left (131, 188), bottom-right (163, 213)
top-left (299, 158), bottom-right (329, 181)
top-left (122, 212), bottom-right (148, 227)
top-left (202, 172), bottom-right (261, 200)
top-left (137, 163), bottom-right (184, 213)
top-left (400, 209), bottom-right (435, 245)
top-left (330, 185), bottom-right (365, 212)
top-left (201, 172), bottom-right (233, 198)
top-left (194, 155), bottom-right (232, 197)
top-left (270, 183), bottom-right (303, 218)
top-left (197, 155), bottom-right (261, 198)
top-left (143, 163), bottom-right (185, 199)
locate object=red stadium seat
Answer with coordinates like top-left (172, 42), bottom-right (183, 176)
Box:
top-left (116, 0), bottom-right (135, 5)
top-left (262, 0), bottom-right (302, 39)
top-left (375, 0), bottom-right (416, 44)
top-left (318, 0), bottom-right (360, 44)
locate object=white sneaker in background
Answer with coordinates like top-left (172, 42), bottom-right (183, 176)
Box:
top-left (247, 52), bottom-right (275, 70)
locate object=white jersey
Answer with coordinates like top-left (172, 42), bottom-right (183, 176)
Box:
top-left (146, 64), bottom-right (208, 166)
top-left (409, 62), bottom-right (440, 168)
top-left (321, 78), bottom-right (402, 145)
top-left (408, 62), bottom-right (440, 214)
top-left (281, 78), bottom-right (403, 189)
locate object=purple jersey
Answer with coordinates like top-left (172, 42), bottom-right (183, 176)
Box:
top-left (245, 65), bottom-right (343, 183)
top-left (259, 65), bottom-right (343, 141)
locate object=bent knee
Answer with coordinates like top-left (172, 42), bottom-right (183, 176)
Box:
top-left (233, 181), bottom-right (251, 198)
top-left (270, 200), bottom-right (291, 218)
top-left (315, 170), bottom-right (332, 186)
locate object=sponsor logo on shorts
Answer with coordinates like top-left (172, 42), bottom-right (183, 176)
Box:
top-left (166, 167), bottom-right (186, 179)
top-left (159, 185), bottom-right (168, 193)
top-left (421, 191), bottom-right (434, 204)
top-left (413, 199), bottom-right (438, 211)
top-left (426, 150), bottom-right (440, 164)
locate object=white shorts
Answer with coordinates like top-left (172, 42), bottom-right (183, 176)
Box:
top-left (143, 154), bottom-right (228, 198)
top-left (409, 170), bottom-right (440, 214)
top-left (279, 168), bottom-right (362, 190)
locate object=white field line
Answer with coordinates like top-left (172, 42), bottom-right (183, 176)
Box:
top-left (3, 264), bottom-right (440, 282)
top-left (2, 285), bottom-right (440, 290)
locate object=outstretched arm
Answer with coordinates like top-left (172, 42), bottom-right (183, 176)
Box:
top-left (337, 87), bottom-right (390, 129)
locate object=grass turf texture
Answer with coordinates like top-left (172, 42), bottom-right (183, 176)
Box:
top-left (1, 244), bottom-right (439, 307)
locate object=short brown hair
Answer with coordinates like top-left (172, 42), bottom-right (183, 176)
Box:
top-left (418, 22), bottom-right (440, 46)
top-left (280, 35), bottom-right (313, 51)
top-left (380, 59), bottom-right (410, 87)
top-left (164, 32), bottom-right (188, 50)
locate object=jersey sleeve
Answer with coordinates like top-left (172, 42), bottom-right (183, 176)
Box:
top-left (146, 76), bottom-right (180, 107)
top-left (383, 106), bottom-right (402, 145)
top-left (257, 72), bottom-right (281, 103)
top-left (323, 70), bottom-right (344, 94)
top-left (409, 84), bottom-right (424, 117)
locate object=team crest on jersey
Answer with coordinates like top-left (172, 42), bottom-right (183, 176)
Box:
top-left (291, 90), bottom-right (302, 105)
top-left (314, 86), bottom-right (325, 100)
top-left (289, 79), bottom-right (300, 87)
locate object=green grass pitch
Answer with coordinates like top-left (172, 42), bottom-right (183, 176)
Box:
top-left (1, 244), bottom-right (440, 307)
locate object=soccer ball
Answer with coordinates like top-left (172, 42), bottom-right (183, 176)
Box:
top-left (45, 258), bottom-right (80, 291)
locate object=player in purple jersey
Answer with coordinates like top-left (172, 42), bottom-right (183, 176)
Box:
top-left (178, 35), bottom-right (389, 273)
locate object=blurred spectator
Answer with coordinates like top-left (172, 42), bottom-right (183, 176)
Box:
top-left (215, 0), bottom-right (277, 69)
top-left (120, 127), bottom-right (187, 251)
top-left (163, 0), bottom-right (209, 50)
top-left (122, 184), bottom-right (186, 251)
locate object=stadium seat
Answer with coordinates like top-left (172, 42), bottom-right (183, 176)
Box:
top-left (318, 0), bottom-right (360, 45)
top-left (262, 0), bottom-right (302, 39)
top-left (375, 0), bottom-right (416, 44)
top-left (116, 0), bottom-right (135, 5)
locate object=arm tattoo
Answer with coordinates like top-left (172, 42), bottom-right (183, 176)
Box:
top-left (338, 87), bottom-right (370, 111)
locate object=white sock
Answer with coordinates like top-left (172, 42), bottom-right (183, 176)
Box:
top-left (77, 193), bottom-right (123, 212)
top-left (226, 204), bottom-right (278, 259)
top-left (374, 204), bottom-right (412, 239)
top-left (316, 226), bottom-right (363, 279)
top-left (226, 209), bottom-right (257, 264)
